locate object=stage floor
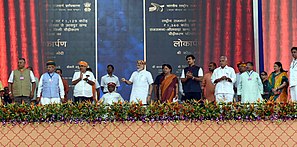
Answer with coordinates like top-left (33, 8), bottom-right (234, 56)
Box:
top-left (1, 121), bottom-right (296, 146)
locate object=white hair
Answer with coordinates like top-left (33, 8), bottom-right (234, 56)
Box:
top-left (220, 56), bottom-right (228, 61)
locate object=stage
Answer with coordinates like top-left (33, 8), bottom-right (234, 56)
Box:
top-left (0, 101), bottom-right (296, 146)
top-left (1, 121), bottom-right (296, 146)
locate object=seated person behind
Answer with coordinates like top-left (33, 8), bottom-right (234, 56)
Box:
top-left (2, 87), bottom-right (12, 105)
top-left (100, 82), bottom-right (124, 105)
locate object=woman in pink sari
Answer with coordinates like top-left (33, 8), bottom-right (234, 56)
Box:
top-left (159, 64), bottom-right (178, 103)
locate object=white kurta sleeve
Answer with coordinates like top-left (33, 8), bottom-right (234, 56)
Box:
top-left (72, 72), bottom-right (79, 82)
top-left (95, 80), bottom-right (100, 89)
top-left (29, 71), bottom-right (36, 82)
top-left (230, 68), bottom-right (236, 84)
top-left (237, 74), bottom-right (243, 96)
top-left (37, 75), bottom-right (44, 97)
top-left (128, 72), bottom-right (135, 83)
top-left (147, 72), bottom-right (154, 85)
top-left (88, 72), bottom-right (96, 82)
top-left (180, 69), bottom-right (185, 78)
top-left (8, 71), bottom-right (14, 83)
top-left (198, 68), bottom-right (203, 76)
top-left (100, 76), bottom-right (104, 87)
top-left (100, 94), bottom-right (106, 104)
top-left (115, 77), bottom-right (120, 87)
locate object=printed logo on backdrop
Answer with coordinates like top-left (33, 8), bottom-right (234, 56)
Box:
top-left (84, 2), bottom-right (91, 12)
top-left (41, 0), bottom-right (96, 99)
top-left (149, 3), bottom-right (165, 12)
top-left (146, 0), bottom-right (200, 78)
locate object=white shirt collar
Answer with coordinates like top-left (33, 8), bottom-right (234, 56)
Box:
top-left (106, 74), bottom-right (115, 77)
top-left (247, 70), bottom-right (254, 73)
top-left (219, 65), bottom-right (229, 69)
top-left (137, 69), bottom-right (146, 72)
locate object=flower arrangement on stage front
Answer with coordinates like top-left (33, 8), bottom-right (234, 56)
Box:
top-left (0, 100), bottom-right (297, 126)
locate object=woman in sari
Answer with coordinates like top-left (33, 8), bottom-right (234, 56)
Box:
top-left (159, 64), bottom-right (178, 103)
top-left (268, 62), bottom-right (288, 103)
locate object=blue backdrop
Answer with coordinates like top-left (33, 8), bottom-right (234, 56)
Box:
top-left (97, 0), bottom-right (144, 100)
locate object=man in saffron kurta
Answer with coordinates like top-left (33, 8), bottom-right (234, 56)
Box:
top-left (238, 62), bottom-right (263, 103)
top-left (202, 62), bottom-right (217, 102)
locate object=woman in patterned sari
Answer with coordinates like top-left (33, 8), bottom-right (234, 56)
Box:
top-left (268, 62), bottom-right (288, 103)
top-left (159, 64), bottom-right (178, 103)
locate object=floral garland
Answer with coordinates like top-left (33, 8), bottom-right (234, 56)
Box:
top-left (0, 100), bottom-right (297, 126)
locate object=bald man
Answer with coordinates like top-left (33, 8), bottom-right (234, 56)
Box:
top-left (211, 56), bottom-right (236, 102)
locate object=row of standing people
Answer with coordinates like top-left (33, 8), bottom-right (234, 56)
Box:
top-left (130, 47), bottom-right (297, 104)
top-left (1, 59), bottom-right (121, 105)
top-left (2, 47), bottom-right (297, 105)
top-left (1, 59), bottom-right (66, 105)
top-left (203, 47), bottom-right (297, 103)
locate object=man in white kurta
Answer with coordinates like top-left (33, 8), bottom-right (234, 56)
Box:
top-left (128, 69), bottom-right (153, 103)
top-left (72, 61), bottom-right (96, 103)
top-left (121, 60), bottom-right (153, 104)
top-left (237, 62), bottom-right (263, 103)
top-left (211, 56), bottom-right (236, 102)
top-left (290, 47), bottom-right (297, 101)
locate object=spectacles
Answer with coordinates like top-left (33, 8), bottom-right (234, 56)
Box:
top-left (79, 65), bottom-right (85, 67)
top-left (260, 74), bottom-right (266, 76)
